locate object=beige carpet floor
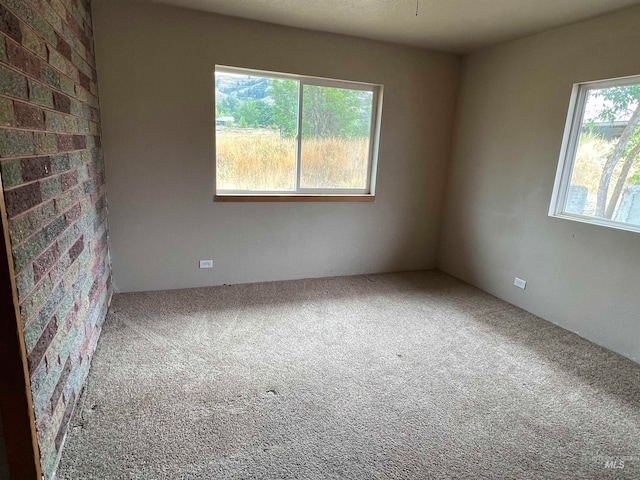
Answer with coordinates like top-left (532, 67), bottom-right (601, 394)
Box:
top-left (56, 270), bottom-right (640, 479)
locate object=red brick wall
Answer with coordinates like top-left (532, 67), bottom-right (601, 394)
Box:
top-left (0, 0), bottom-right (111, 477)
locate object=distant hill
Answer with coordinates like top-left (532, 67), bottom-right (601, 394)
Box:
top-left (215, 75), bottom-right (270, 101)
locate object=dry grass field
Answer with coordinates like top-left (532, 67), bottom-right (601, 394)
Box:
top-left (216, 129), bottom-right (369, 191)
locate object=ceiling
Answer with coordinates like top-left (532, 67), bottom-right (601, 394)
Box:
top-left (144, 0), bottom-right (640, 53)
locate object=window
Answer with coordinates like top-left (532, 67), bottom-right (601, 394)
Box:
top-left (550, 75), bottom-right (640, 233)
top-left (214, 66), bottom-right (382, 201)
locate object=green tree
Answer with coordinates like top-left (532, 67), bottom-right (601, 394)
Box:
top-left (236, 100), bottom-right (261, 127)
top-left (271, 79), bottom-right (298, 137)
top-left (270, 80), bottom-right (372, 139)
top-left (256, 102), bottom-right (274, 127)
top-left (302, 86), bottom-right (365, 139)
top-left (217, 96), bottom-right (239, 118)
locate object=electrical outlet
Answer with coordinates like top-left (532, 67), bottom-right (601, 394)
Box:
top-left (199, 260), bottom-right (213, 269)
top-left (514, 277), bottom-right (527, 290)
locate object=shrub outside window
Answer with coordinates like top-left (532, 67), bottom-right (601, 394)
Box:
top-left (550, 75), bottom-right (640, 233)
top-left (214, 66), bottom-right (382, 201)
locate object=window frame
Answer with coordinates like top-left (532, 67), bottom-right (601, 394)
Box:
top-left (549, 74), bottom-right (640, 234)
top-left (214, 65), bottom-right (383, 202)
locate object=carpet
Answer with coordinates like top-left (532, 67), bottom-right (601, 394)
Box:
top-left (56, 271), bottom-right (640, 479)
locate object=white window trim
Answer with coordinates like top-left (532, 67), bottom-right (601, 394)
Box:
top-left (214, 65), bottom-right (383, 200)
top-left (549, 74), bottom-right (640, 234)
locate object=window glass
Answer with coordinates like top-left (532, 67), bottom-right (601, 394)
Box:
top-left (300, 85), bottom-right (373, 189)
top-left (551, 77), bottom-right (640, 232)
top-left (215, 73), bottom-right (298, 191)
top-left (214, 66), bottom-right (381, 196)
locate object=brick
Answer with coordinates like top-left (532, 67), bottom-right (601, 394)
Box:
top-left (40, 176), bottom-right (61, 201)
top-left (42, 2), bottom-right (63, 32)
top-left (74, 85), bottom-right (88, 104)
top-left (63, 116), bottom-right (77, 133)
top-left (27, 317), bottom-right (58, 372)
top-left (50, 154), bottom-right (70, 174)
top-left (55, 391), bottom-right (76, 451)
top-left (0, 130), bottom-right (34, 157)
top-left (1, 158), bottom-right (22, 188)
top-left (59, 76), bottom-right (75, 97)
top-left (55, 186), bottom-right (80, 211)
top-left (78, 71), bottom-right (90, 91)
top-left (8, 201), bottom-right (56, 245)
top-left (40, 64), bottom-right (61, 90)
top-left (55, 33), bottom-right (72, 59)
top-left (83, 178), bottom-right (94, 194)
top-left (70, 6), bottom-right (84, 29)
top-left (53, 91), bottom-right (71, 113)
top-left (0, 36), bottom-right (6, 63)
top-left (20, 276), bottom-right (53, 326)
top-left (14, 102), bottom-right (45, 129)
top-left (51, 0), bottom-right (66, 19)
top-left (45, 111), bottom-right (66, 133)
top-left (68, 236), bottom-right (83, 261)
top-left (60, 170), bottom-right (77, 191)
top-left (2, 0), bottom-right (33, 24)
top-left (0, 4), bottom-right (22, 42)
top-left (49, 250), bottom-right (70, 284)
top-left (13, 230), bottom-right (47, 273)
top-left (0, 64), bottom-right (28, 99)
top-left (0, 97), bottom-right (15, 127)
top-left (71, 51), bottom-right (91, 78)
top-left (41, 441), bottom-right (57, 479)
top-left (43, 216), bottom-right (67, 244)
top-left (50, 357), bottom-right (72, 412)
top-left (21, 156), bottom-right (51, 182)
top-left (62, 258), bottom-right (80, 292)
top-left (64, 203), bottom-right (81, 225)
top-left (80, 150), bottom-right (94, 163)
top-left (39, 395), bottom-right (66, 477)
top-left (31, 12), bottom-right (56, 46)
top-left (47, 47), bottom-right (68, 75)
top-left (32, 350), bottom-right (63, 417)
top-left (70, 100), bottom-right (86, 118)
top-left (75, 165), bottom-right (87, 183)
top-left (7, 41), bottom-right (41, 77)
top-left (75, 118), bottom-right (89, 134)
top-left (29, 80), bottom-right (54, 108)
top-left (25, 281), bottom-right (64, 336)
top-left (30, 359), bottom-right (47, 395)
top-left (74, 39), bottom-right (88, 65)
top-left (34, 243), bottom-right (59, 282)
top-left (72, 135), bottom-right (85, 150)
top-left (34, 133), bottom-right (58, 155)
top-left (66, 12), bottom-right (86, 47)
top-left (4, 182), bottom-right (42, 218)
top-left (21, 23), bottom-right (46, 59)
top-left (56, 295), bottom-right (75, 331)
top-left (57, 134), bottom-right (77, 152)
top-left (15, 264), bottom-right (35, 301)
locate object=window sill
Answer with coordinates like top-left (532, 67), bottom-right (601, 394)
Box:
top-left (214, 194), bottom-right (375, 203)
top-left (549, 212), bottom-right (640, 234)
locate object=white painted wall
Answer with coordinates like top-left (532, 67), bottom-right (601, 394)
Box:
top-left (92, 0), bottom-right (459, 293)
top-left (439, 7), bottom-right (640, 362)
